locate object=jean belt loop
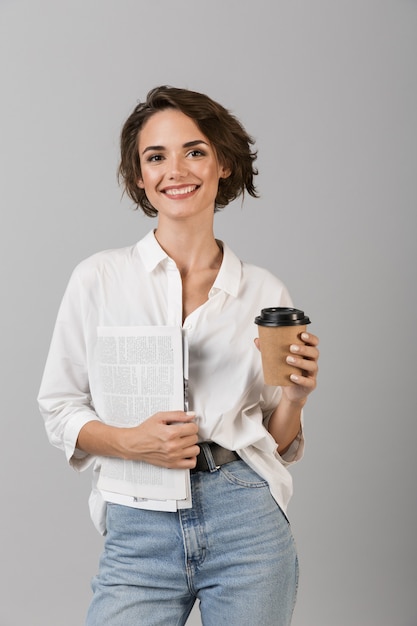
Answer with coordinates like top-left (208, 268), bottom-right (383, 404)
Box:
top-left (200, 442), bottom-right (220, 472)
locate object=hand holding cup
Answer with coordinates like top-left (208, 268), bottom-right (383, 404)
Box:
top-left (255, 307), bottom-right (312, 386)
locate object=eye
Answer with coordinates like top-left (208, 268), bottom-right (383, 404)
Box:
top-left (146, 153), bottom-right (164, 163)
top-left (187, 149), bottom-right (206, 158)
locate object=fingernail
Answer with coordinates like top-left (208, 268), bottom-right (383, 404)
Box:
top-left (301, 333), bottom-right (309, 340)
top-left (290, 344), bottom-right (300, 353)
top-left (287, 356), bottom-right (296, 364)
top-left (290, 374), bottom-right (299, 382)
top-left (186, 411), bottom-right (196, 417)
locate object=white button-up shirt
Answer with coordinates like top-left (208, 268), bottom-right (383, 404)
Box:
top-left (38, 230), bottom-right (304, 534)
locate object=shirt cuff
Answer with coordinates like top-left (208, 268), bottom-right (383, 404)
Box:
top-left (63, 413), bottom-right (99, 471)
top-left (278, 417), bottom-right (305, 466)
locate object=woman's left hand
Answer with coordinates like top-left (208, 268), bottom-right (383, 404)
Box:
top-left (282, 332), bottom-right (319, 404)
top-left (255, 331), bottom-right (319, 451)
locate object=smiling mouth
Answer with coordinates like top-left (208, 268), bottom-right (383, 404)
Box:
top-left (163, 185), bottom-right (199, 197)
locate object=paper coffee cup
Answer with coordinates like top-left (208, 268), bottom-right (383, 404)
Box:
top-left (254, 307), bottom-right (311, 386)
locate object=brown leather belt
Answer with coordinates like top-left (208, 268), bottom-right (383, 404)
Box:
top-left (191, 442), bottom-right (240, 473)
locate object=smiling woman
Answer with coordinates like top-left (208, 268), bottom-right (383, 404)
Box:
top-left (38, 85), bottom-right (319, 626)
top-left (118, 85), bottom-right (259, 216)
top-left (136, 109), bottom-right (230, 223)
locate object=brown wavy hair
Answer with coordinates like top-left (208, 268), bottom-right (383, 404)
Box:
top-left (118, 86), bottom-right (258, 217)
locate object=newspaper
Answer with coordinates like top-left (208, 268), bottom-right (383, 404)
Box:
top-left (95, 326), bottom-right (191, 510)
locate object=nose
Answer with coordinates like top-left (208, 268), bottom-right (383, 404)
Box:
top-left (168, 154), bottom-right (188, 179)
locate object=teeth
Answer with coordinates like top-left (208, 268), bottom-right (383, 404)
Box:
top-left (164, 186), bottom-right (197, 196)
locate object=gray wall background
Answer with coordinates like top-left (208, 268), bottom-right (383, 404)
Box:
top-left (1, 1), bottom-right (416, 625)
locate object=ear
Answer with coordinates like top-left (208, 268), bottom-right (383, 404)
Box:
top-left (137, 178), bottom-right (145, 189)
top-left (219, 164), bottom-right (231, 180)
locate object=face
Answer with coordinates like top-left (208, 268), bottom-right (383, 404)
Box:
top-left (137, 109), bottom-right (230, 221)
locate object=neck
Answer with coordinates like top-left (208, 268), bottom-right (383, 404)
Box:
top-left (154, 219), bottom-right (222, 276)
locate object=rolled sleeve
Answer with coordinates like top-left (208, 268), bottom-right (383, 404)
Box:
top-left (64, 413), bottom-right (98, 470)
top-left (38, 264), bottom-right (98, 471)
top-left (278, 421), bottom-right (305, 466)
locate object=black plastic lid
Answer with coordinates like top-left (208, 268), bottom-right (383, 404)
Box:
top-left (254, 307), bottom-right (311, 327)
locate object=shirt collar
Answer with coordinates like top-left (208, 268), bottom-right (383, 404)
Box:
top-left (136, 230), bottom-right (169, 272)
top-left (136, 229), bottom-right (242, 297)
top-left (212, 241), bottom-right (241, 297)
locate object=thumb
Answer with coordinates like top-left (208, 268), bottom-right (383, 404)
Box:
top-left (163, 411), bottom-right (196, 425)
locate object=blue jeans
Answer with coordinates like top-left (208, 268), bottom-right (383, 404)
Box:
top-left (85, 459), bottom-right (299, 626)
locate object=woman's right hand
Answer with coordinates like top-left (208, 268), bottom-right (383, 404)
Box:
top-left (76, 411), bottom-right (200, 469)
top-left (118, 411), bottom-right (200, 469)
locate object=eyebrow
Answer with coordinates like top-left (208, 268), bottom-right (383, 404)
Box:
top-left (141, 139), bottom-right (209, 156)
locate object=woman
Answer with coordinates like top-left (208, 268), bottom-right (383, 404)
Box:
top-left (38, 86), bottom-right (319, 626)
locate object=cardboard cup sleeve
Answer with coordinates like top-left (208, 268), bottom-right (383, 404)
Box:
top-left (258, 324), bottom-right (307, 386)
